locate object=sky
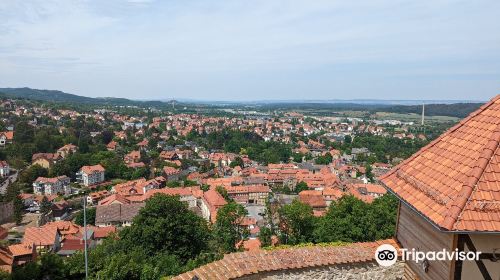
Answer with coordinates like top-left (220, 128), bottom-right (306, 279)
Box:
top-left (0, 0), bottom-right (499, 101)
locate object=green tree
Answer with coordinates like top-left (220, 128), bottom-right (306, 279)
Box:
top-left (13, 121), bottom-right (34, 144)
top-left (13, 195), bottom-right (24, 225)
top-left (314, 195), bottom-right (372, 243)
top-left (40, 196), bottom-right (52, 215)
top-left (229, 156), bottom-right (244, 168)
top-left (258, 227), bottom-right (273, 247)
top-left (40, 253), bottom-right (68, 280)
top-left (120, 194), bottom-right (210, 262)
top-left (74, 207), bottom-right (96, 226)
top-left (294, 181), bottom-right (308, 193)
top-left (215, 185), bottom-right (231, 202)
top-left (278, 200), bottom-right (315, 245)
top-left (212, 202), bottom-right (248, 252)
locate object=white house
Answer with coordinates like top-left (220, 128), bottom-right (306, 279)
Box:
top-left (32, 176), bottom-right (71, 196)
top-left (0, 161), bottom-right (10, 177)
top-left (76, 164), bottom-right (105, 186)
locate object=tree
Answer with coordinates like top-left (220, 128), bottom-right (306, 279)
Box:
top-left (18, 165), bottom-right (48, 186)
top-left (369, 194), bottom-right (398, 240)
top-left (39, 253), bottom-right (68, 280)
top-left (120, 194), bottom-right (210, 262)
top-left (212, 202), bottom-right (248, 252)
top-left (74, 207), bottom-right (96, 226)
top-left (315, 153), bottom-right (333, 165)
top-left (13, 121), bottom-right (34, 144)
top-left (292, 153), bottom-right (303, 163)
top-left (40, 196), bottom-right (52, 215)
top-left (258, 227), bottom-right (272, 247)
top-left (13, 195), bottom-right (24, 225)
top-left (215, 185), bottom-right (231, 202)
top-left (229, 156), bottom-right (244, 168)
top-left (278, 200), bottom-right (315, 245)
top-left (294, 181), bottom-right (308, 193)
top-left (314, 195), bottom-right (375, 243)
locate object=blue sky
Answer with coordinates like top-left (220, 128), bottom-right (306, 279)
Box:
top-left (0, 0), bottom-right (499, 101)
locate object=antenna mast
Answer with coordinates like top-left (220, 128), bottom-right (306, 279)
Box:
top-left (421, 103), bottom-right (425, 126)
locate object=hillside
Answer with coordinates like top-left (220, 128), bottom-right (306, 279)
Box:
top-left (0, 87), bottom-right (169, 108)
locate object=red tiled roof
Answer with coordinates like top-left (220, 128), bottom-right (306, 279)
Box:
top-left (81, 164), bottom-right (105, 174)
top-left (0, 131), bottom-right (13, 140)
top-left (0, 227), bottom-right (7, 240)
top-left (0, 246), bottom-right (13, 273)
top-left (91, 226), bottom-right (116, 239)
top-left (60, 239), bottom-right (85, 251)
top-left (23, 227), bottom-right (58, 246)
top-left (298, 191), bottom-right (327, 208)
top-left (380, 95), bottom-right (500, 232)
top-left (172, 239), bottom-right (400, 280)
top-left (7, 243), bottom-right (33, 257)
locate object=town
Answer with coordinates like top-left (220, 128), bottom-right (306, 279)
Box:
top-left (1, 89), bottom-right (497, 280)
top-left (1, 1), bottom-right (499, 279)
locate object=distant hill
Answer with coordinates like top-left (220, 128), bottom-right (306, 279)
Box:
top-left (0, 87), bottom-right (169, 108)
top-left (0, 87), bottom-right (483, 118)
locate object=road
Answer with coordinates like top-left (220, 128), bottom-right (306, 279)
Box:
top-left (0, 170), bottom-right (18, 195)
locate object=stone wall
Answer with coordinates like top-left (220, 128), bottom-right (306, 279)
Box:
top-left (0, 201), bottom-right (14, 224)
top-left (238, 261), bottom-right (404, 280)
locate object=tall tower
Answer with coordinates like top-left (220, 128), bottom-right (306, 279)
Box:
top-left (421, 103), bottom-right (425, 126)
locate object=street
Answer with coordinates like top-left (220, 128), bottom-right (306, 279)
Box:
top-left (0, 170), bottom-right (18, 195)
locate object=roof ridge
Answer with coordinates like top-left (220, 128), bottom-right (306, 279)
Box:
top-left (379, 94), bottom-right (500, 181)
top-left (447, 129), bottom-right (500, 230)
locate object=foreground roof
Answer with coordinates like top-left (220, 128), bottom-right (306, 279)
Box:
top-left (173, 239), bottom-right (399, 280)
top-left (380, 95), bottom-right (500, 232)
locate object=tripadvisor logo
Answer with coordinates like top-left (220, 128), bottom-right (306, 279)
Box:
top-left (375, 244), bottom-right (398, 267)
top-left (374, 244), bottom-right (482, 267)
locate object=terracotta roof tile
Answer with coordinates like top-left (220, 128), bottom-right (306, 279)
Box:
top-left (172, 239), bottom-right (400, 280)
top-left (380, 95), bottom-right (500, 232)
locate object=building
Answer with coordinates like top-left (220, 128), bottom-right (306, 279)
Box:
top-left (32, 153), bottom-right (61, 168)
top-left (87, 190), bottom-right (111, 205)
top-left (23, 227), bottom-right (61, 252)
top-left (0, 244), bottom-right (36, 273)
top-left (0, 161), bottom-right (10, 177)
top-left (163, 166), bottom-right (181, 181)
top-left (172, 239), bottom-right (403, 280)
top-left (56, 144), bottom-right (78, 158)
top-left (32, 176), bottom-right (71, 196)
top-left (77, 164), bottom-right (105, 186)
top-left (124, 150), bottom-right (141, 164)
top-left (95, 203), bottom-right (144, 227)
top-left (0, 131), bottom-right (13, 147)
top-left (225, 185), bottom-right (270, 205)
top-left (200, 189), bottom-right (227, 223)
top-left (380, 95), bottom-right (500, 280)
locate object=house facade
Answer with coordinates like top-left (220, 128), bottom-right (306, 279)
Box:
top-left (0, 161), bottom-right (10, 177)
top-left (32, 176), bottom-right (71, 196)
top-left (0, 131), bottom-right (13, 147)
top-left (77, 164), bottom-right (105, 186)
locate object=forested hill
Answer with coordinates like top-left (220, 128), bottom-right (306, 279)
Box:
top-left (380, 103), bottom-right (482, 118)
top-left (0, 87), bottom-right (169, 108)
